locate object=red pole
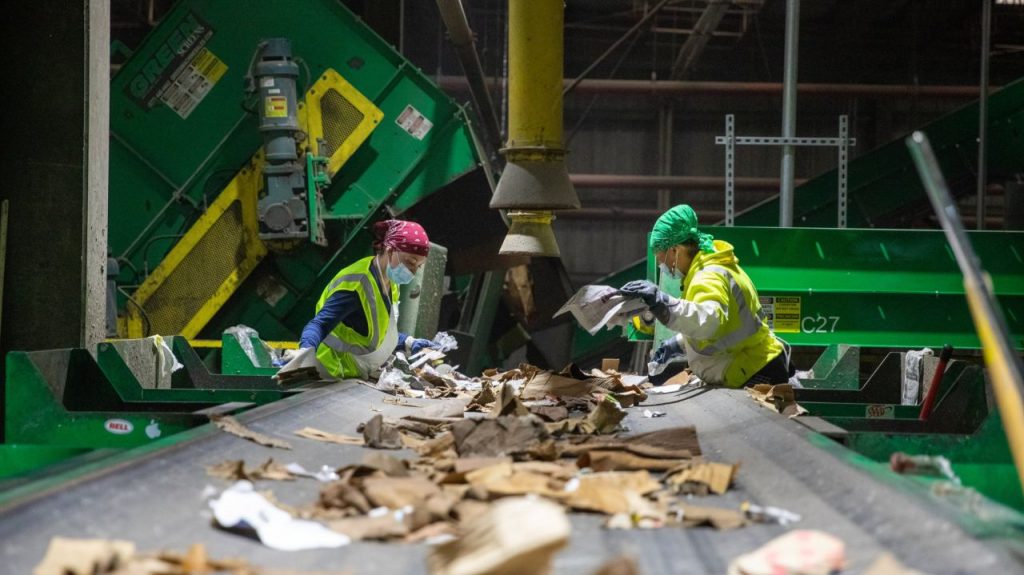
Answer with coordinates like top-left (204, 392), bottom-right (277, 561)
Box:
top-left (920, 345), bottom-right (954, 421)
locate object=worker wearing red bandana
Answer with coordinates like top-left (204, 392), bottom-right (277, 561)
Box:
top-left (297, 219), bottom-right (437, 379)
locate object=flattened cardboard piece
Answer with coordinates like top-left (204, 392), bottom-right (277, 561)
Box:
top-left (490, 382), bottom-right (529, 417)
top-left (327, 513), bottom-right (410, 541)
top-left (861, 553), bottom-right (926, 575)
top-left (210, 415), bottom-right (292, 450)
top-left (528, 404), bottom-right (569, 422)
top-left (362, 476), bottom-right (442, 509)
top-left (591, 556), bottom-right (642, 575)
top-left (294, 426), bottom-right (365, 446)
top-left (746, 384), bottom-right (808, 418)
top-left (450, 416), bottom-right (550, 457)
top-left (601, 358), bottom-right (621, 372)
top-left (726, 530), bottom-right (846, 575)
top-left (565, 471), bottom-right (661, 515)
top-left (578, 450), bottom-right (690, 472)
top-left (33, 537), bottom-right (135, 575)
top-left (678, 503), bottom-right (747, 530)
top-left (427, 497), bottom-right (570, 575)
top-left (666, 462), bottom-right (738, 495)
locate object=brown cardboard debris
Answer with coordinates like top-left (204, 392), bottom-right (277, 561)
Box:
top-left (591, 556), bottom-right (641, 575)
top-left (357, 452), bottom-right (411, 477)
top-left (746, 384), bottom-right (808, 418)
top-left (677, 503), bottom-right (747, 530)
top-left (33, 537), bottom-right (135, 575)
top-left (666, 462), bottom-right (739, 495)
top-left (528, 404), bottom-right (569, 422)
top-left (206, 458), bottom-right (296, 482)
top-left (423, 397), bottom-right (473, 419)
top-left (663, 369), bottom-right (694, 387)
top-left (427, 497), bottom-right (570, 575)
top-left (624, 426), bottom-right (702, 456)
top-left (362, 476), bottom-right (443, 509)
top-left (317, 481), bottom-right (373, 515)
top-left (603, 492), bottom-right (667, 530)
top-left (586, 396), bottom-right (627, 434)
top-left (726, 530), bottom-right (846, 575)
top-left (402, 430), bottom-right (455, 457)
top-left (512, 460), bottom-right (578, 481)
top-left (405, 521), bottom-right (458, 544)
top-left (601, 358), bottom-right (621, 372)
top-left (491, 382), bottom-right (529, 417)
top-left (450, 416), bottom-right (550, 457)
top-left (578, 450), bottom-right (689, 472)
top-left (520, 371), bottom-right (597, 400)
top-left (566, 471), bottom-right (661, 515)
top-left (862, 553), bottom-right (927, 575)
top-left (360, 414), bottom-right (404, 449)
top-left (293, 426), bottom-right (365, 446)
top-left (210, 415), bottom-right (292, 450)
top-left (328, 514), bottom-right (410, 541)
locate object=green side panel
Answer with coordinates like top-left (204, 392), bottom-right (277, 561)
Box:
top-left (0, 445), bottom-right (89, 479)
top-left (621, 227), bottom-right (1024, 350)
top-left (736, 77), bottom-right (1024, 226)
top-left (108, 0), bottom-right (480, 340)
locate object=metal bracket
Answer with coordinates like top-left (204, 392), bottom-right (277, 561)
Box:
top-left (717, 115), bottom-right (857, 227)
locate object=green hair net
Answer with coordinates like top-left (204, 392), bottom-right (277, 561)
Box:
top-left (650, 204), bottom-right (715, 253)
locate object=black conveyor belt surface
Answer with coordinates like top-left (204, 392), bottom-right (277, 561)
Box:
top-left (1, 383), bottom-right (1021, 574)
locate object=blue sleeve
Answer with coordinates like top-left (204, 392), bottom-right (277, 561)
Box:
top-left (396, 332), bottom-right (409, 353)
top-left (299, 290), bottom-right (365, 349)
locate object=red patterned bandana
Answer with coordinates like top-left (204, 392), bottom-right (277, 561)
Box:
top-left (374, 219), bottom-right (430, 256)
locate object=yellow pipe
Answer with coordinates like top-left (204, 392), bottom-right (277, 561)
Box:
top-left (964, 276), bottom-right (1024, 491)
top-left (507, 0), bottom-right (564, 155)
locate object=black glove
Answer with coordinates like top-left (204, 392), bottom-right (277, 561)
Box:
top-left (652, 337), bottom-right (683, 365)
top-left (619, 280), bottom-right (671, 317)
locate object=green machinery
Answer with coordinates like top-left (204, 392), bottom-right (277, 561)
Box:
top-left (2, 0), bottom-right (505, 479)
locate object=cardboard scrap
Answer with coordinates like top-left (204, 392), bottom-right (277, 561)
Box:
top-left (210, 415), bottom-right (292, 450)
top-left (449, 416), bottom-right (550, 457)
top-left (427, 497), bottom-right (570, 575)
top-left (565, 471), bottom-right (662, 515)
top-left (746, 384), bottom-right (808, 418)
top-left (591, 556), bottom-right (642, 575)
top-left (33, 537), bottom-right (135, 575)
top-left (359, 414), bottom-right (404, 449)
top-left (666, 462), bottom-right (739, 495)
top-left (206, 458), bottom-right (296, 482)
top-left (862, 553), bottom-right (927, 575)
top-left (362, 476), bottom-right (442, 509)
top-left (490, 382), bottom-right (529, 417)
top-left (578, 450), bottom-right (689, 472)
top-left (677, 503), bottom-right (747, 530)
top-left (294, 426), bottom-right (365, 446)
top-left (727, 530), bottom-right (846, 575)
top-left (328, 512), bottom-right (411, 541)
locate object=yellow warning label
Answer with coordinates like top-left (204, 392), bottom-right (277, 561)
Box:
top-left (192, 48), bottom-right (227, 84)
top-left (772, 296), bottom-right (801, 333)
top-left (265, 96), bottom-right (288, 118)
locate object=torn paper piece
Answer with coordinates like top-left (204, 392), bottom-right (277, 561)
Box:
top-left (285, 462), bottom-right (340, 482)
top-left (726, 530), bottom-right (845, 575)
top-left (427, 497), bottom-right (570, 575)
top-left (555, 285), bottom-right (648, 335)
top-left (209, 481), bottom-right (349, 551)
top-left (741, 501), bottom-right (802, 526)
top-left (642, 409), bottom-right (666, 418)
top-left (565, 471), bottom-right (661, 515)
top-left (33, 537), bottom-right (136, 575)
top-left (274, 346), bottom-right (321, 381)
top-left (210, 415), bottom-right (292, 450)
top-left (294, 426), bottom-right (365, 446)
top-left (646, 383), bottom-right (684, 395)
top-left (677, 503), bottom-right (747, 530)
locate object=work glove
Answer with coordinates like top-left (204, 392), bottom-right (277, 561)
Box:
top-left (619, 280), bottom-right (673, 322)
top-left (651, 336), bottom-right (683, 365)
top-left (272, 347), bottom-right (303, 367)
top-left (408, 338), bottom-right (440, 355)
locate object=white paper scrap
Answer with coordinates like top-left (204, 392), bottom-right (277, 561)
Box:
top-left (209, 481), bottom-right (350, 550)
top-left (555, 285), bottom-right (648, 335)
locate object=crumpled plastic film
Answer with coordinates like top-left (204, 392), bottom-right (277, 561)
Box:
top-left (225, 324), bottom-right (266, 366)
top-left (150, 335), bottom-right (183, 379)
top-left (431, 331), bottom-right (459, 353)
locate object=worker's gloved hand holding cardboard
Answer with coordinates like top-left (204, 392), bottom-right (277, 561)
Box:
top-left (275, 347), bottom-right (319, 375)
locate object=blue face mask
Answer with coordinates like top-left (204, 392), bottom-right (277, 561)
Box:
top-left (659, 263), bottom-right (682, 280)
top-left (386, 260), bottom-right (415, 285)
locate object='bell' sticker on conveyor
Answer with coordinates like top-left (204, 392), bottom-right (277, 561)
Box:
top-left (759, 296), bottom-right (801, 333)
top-left (396, 105), bottom-right (433, 140)
top-left (265, 96), bottom-right (288, 118)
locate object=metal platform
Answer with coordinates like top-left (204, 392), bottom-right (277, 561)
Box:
top-left (1, 384), bottom-right (1021, 574)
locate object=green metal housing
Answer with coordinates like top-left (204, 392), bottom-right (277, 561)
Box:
top-left (108, 0), bottom-right (481, 342)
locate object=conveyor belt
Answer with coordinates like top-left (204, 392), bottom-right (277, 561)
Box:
top-left (1, 383), bottom-right (1021, 574)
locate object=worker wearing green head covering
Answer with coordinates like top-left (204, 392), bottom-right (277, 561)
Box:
top-left (619, 204), bottom-right (792, 388)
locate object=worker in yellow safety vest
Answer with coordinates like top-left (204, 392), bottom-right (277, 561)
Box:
top-left (618, 205), bottom-right (793, 388)
top-left (295, 219), bottom-right (440, 379)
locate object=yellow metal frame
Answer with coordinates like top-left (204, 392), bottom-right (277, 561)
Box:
top-left (123, 68), bottom-right (381, 339)
top-left (124, 152), bottom-right (268, 339)
top-left (299, 68), bottom-right (383, 178)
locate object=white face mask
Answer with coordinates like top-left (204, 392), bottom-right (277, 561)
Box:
top-left (384, 253), bottom-right (416, 285)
